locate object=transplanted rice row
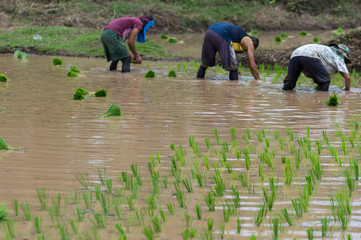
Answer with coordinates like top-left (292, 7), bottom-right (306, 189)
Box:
top-left (1, 121), bottom-right (361, 239)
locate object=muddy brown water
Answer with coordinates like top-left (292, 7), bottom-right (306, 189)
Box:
top-left (1, 53), bottom-right (361, 239)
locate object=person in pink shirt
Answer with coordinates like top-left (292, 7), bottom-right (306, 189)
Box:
top-left (101, 15), bottom-right (155, 72)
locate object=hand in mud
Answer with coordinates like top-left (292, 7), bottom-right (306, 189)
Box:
top-left (135, 55), bottom-right (142, 64)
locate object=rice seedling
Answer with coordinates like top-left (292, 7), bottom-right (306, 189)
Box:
top-left (309, 152), bottom-right (323, 180)
top-left (351, 158), bottom-right (359, 180)
top-left (12, 199), bottom-right (18, 217)
top-left (75, 207), bottom-right (84, 222)
top-left (33, 216), bottom-right (43, 234)
top-left (92, 213), bottom-right (106, 229)
top-left (145, 70), bottom-right (155, 78)
top-left (189, 136), bottom-right (201, 157)
top-left (0, 74), bottom-right (8, 82)
top-left (326, 94), bottom-right (339, 106)
top-left (284, 160), bottom-right (293, 185)
top-left (330, 190), bottom-right (351, 231)
top-left (103, 103), bottom-right (121, 117)
top-left (127, 196), bottom-right (135, 211)
top-left (347, 233), bottom-right (352, 240)
top-left (333, 27), bottom-right (344, 36)
top-left (115, 223), bottom-right (127, 240)
top-left (14, 49), bottom-right (29, 58)
top-left (281, 208), bottom-right (293, 226)
top-left (99, 193), bottom-right (109, 214)
top-left (73, 87), bottom-right (88, 100)
top-left (3, 219), bottom-right (16, 239)
top-left (258, 151), bottom-right (274, 172)
top-left (152, 216), bottom-right (162, 232)
top-left (250, 29), bottom-right (258, 36)
top-left (343, 168), bottom-right (355, 196)
top-left (274, 36), bottom-right (282, 43)
top-left (219, 221), bottom-right (225, 239)
top-left (313, 37), bottom-right (320, 43)
top-left (20, 202), bottom-right (32, 221)
top-left (307, 227), bottom-right (313, 240)
top-left (67, 71), bottom-right (78, 77)
top-left (168, 70), bottom-right (177, 77)
top-left (299, 31), bottom-right (308, 37)
top-left (94, 89), bottom-right (107, 97)
top-left (0, 204), bottom-right (8, 222)
top-left (292, 198), bottom-right (303, 218)
top-left (205, 191), bottom-right (216, 211)
top-left (272, 216), bottom-right (281, 240)
top-left (305, 175), bottom-right (314, 195)
top-left (196, 203), bottom-right (202, 220)
top-left (184, 211), bottom-right (193, 227)
top-left (58, 222), bottom-right (70, 240)
top-left (255, 202), bottom-right (268, 226)
top-left (160, 34), bottom-right (169, 39)
top-left (259, 162), bottom-right (264, 181)
top-left (106, 179), bottom-right (112, 194)
top-left (36, 188), bottom-right (48, 210)
top-left (169, 37), bottom-right (177, 43)
top-left (174, 182), bottom-right (186, 208)
top-left (286, 127), bottom-right (294, 141)
top-left (250, 234), bottom-right (256, 240)
top-left (76, 173), bottom-right (91, 190)
top-left (321, 216), bottom-right (330, 237)
top-left (52, 57), bottom-right (62, 65)
top-left (142, 226), bottom-right (155, 240)
top-left (230, 127), bottom-right (237, 147)
top-left (213, 128), bottom-right (220, 144)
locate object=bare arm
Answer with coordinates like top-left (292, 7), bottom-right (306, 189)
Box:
top-left (127, 28), bottom-right (142, 64)
top-left (244, 38), bottom-right (260, 80)
top-left (341, 72), bottom-right (350, 90)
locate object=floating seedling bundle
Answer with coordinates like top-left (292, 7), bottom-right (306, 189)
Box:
top-left (13, 50), bottom-right (29, 59)
top-left (0, 74), bottom-right (8, 82)
top-left (52, 58), bottom-right (62, 65)
top-left (103, 104), bottom-right (121, 117)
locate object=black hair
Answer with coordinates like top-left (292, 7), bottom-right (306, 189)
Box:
top-left (140, 15), bottom-right (154, 28)
top-left (250, 36), bottom-right (259, 49)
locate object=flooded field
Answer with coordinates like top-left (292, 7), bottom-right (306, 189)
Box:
top-left (1, 54), bottom-right (361, 239)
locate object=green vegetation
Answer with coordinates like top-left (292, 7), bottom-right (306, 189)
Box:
top-left (169, 38), bottom-right (178, 43)
top-left (0, 136), bottom-right (10, 150)
top-left (280, 32), bottom-right (289, 39)
top-left (326, 94), bottom-right (339, 106)
top-left (0, 26), bottom-right (171, 59)
top-left (0, 74), bottom-right (8, 82)
top-left (313, 37), bottom-right (320, 43)
top-left (160, 34), bottom-right (169, 39)
top-left (299, 31), bottom-right (308, 37)
top-left (249, 30), bottom-right (259, 36)
top-left (168, 70), bottom-right (177, 78)
top-left (145, 70), bottom-right (155, 78)
top-left (14, 49), bottom-right (29, 59)
top-left (70, 65), bottom-right (80, 73)
top-left (103, 104), bottom-right (121, 117)
top-left (52, 58), bottom-right (62, 65)
top-left (73, 87), bottom-right (88, 100)
top-left (274, 36), bottom-right (282, 43)
top-left (95, 89), bottom-right (107, 97)
top-left (0, 204), bottom-right (8, 222)
top-left (67, 71), bottom-right (78, 77)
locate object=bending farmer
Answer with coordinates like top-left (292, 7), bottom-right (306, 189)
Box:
top-left (101, 15), bottom-right (155, 72)
top-left (197, 23), bottom-right (260, 80)
top-left (283, 43), bottom-right (351, 91)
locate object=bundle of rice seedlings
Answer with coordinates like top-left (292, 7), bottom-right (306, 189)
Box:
top-left (73, 87), bottom-right (88, 100)
top-left (95, 89), bottom-right (107, 97)
top-left (326, 94), bottom-right (339, 106)
top-left (67, 71), bottom-right (78, 77)
top-left (168, 70), bottom-right (177, 78)
top-left (0, 74), bottom-right (8, 82)
top-left (14, 50), bottom-right (29, 59)
top-left (52, 58), bottom-right (63, 65)
top-left (0, 136), bottom-right (10, 150)
top-left (145, 70), bottom-right (155, 78)
top-left (103, 104), bottom-right (121, 117)
top-left (70, 66), bottom-right (80, 73)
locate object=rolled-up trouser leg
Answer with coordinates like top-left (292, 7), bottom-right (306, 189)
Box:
top-left (283, 57), bottom-right (303, 90)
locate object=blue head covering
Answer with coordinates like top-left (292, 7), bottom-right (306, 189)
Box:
top-left (137, 15), bottom-right (155, 43)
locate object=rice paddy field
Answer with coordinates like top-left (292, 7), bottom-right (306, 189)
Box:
top-left (1, 53), bottom-right (361, 240)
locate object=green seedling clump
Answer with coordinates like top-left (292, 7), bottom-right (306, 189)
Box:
top-left (0, 74), bottom-right (8, 82)
top-left (73, 87), bottom-right (88, 100)
top-left (280, 32), bottom-right (288, 39)
top-left (145, 70), bottom-right (155, 78)
top-left (326, 94), bottom-right (339, 106)
top-left (160, 34), bottom-right (169, 39)
top-left (250, 29), bottom-right (258, 36)
top-left (0, 203), bottom-right (8, 222)
top-left (299, 31), bottom-right (308, 37)
top-left (333, 27), bottom-right (344, 36)
top-left (103, 104), bottom-right (121, 117)
top-left (168, 70), bottom-right (177, 78)
top-left (70, 66), bottom-right (80, 73)
top-left (95, 89), bottom-right (107, 97)
top-left (274, 36), bottom-right (282, 43)
top-left (14, 50), bottom-right (29, 59)
top-left (0, 136), bottom-right (10, 150)
top-left (313, 37), bottom-right (320, 43)
top-left (169, 38), bottom-right (177, 43)
top-left (52, 58), bottom-right (63, 65)
top-left (67, 71), bottom-right (78, 77)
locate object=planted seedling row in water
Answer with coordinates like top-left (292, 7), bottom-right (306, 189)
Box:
top-left (2, 121), bottom-right (361, 239)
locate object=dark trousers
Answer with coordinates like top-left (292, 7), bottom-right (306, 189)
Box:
top-left (283, 56), bottom-right (330, 90)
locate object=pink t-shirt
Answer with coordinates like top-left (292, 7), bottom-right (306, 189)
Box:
top-left (104, 17), bottom-right (143, 41)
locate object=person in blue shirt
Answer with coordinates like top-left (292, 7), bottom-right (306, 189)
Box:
top-left (197, 23), bottom-right (260, 80)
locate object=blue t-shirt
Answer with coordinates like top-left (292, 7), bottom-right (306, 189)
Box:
top-left (209, 23), bottom-right (250, 52)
